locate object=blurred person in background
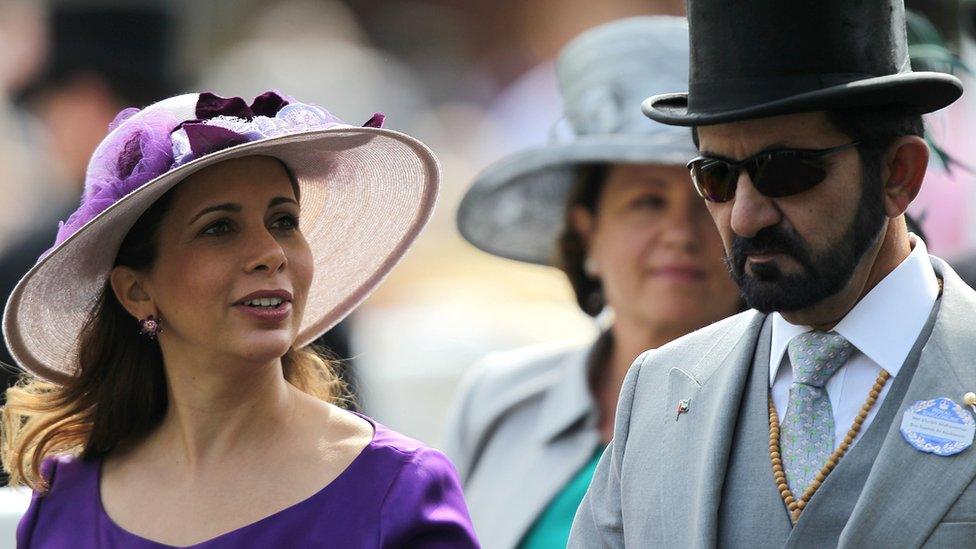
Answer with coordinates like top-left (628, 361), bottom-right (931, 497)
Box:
top-left (474, 0), bottom-right (685, 157)
top-left (0, 1), bottom-right (46, 255)
top-left (443, 17), bottom-right (742, 549)
top-left (0, 5), bottom-right (177, 376)
top-left (4, 90), bottom-right (477, 547)
top-left (197, 0), bottom-right (430, 139)
top-left (922, 5), bottom-right (976, 287)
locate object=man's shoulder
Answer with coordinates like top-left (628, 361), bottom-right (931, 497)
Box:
top-left (938, 254), bottom-right (976, 297)
top-left (622, 310), bottom-right (761, 397)
top-left (642, 310), bottom-right (759, 366)
top-left (930, 255), bottom-right (976, 349)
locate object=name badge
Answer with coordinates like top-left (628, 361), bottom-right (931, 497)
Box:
top-left (900, 398), bottom-right (975, 456)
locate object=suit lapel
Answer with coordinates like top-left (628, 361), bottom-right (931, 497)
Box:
top-left (841, 259), bottom-right (976, 547)
top-left (661, 311), bottom-right (767, 546)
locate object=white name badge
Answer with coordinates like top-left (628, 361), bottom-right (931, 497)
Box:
top-left (900, 397), bottom-right (975, 456)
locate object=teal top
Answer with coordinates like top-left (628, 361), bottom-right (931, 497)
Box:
top-left (518, 446), bottom-right (605, 549)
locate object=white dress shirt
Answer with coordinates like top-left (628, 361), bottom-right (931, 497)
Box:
top-left (769, 235), bottom-right (939, 449)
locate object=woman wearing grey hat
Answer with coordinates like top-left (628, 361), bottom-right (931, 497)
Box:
top-left (443, 16), bottom-right (742, 549)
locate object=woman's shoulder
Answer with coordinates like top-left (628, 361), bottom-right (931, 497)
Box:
top-left (35, 454), bottom-right (97, 496)
top-left (462, 338), bottom-right (594, 404)
top-left (358, 414), bottom-right (453, 471)
top-left (449, 338), bottom-right (595, 434)
top-left (25, 454), bottom-right (99, 515)
top-left (347, 413), bottom-right (464, 494)
top-left (17, 454), bottom-right (100, 546)
top-left (355, 416), bottom-right (478, 546)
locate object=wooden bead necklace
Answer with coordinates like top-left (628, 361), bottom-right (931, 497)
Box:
top-left (767, 369), bottom-right (891, 525)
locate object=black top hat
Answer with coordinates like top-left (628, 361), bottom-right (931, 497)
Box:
top-left (643, 0), bottom-right (963, 127)
top-left (16, 5), bottom-right (176, 107)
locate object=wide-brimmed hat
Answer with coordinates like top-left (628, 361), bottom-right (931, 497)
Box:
top-left (3, 91), bottom-right (438, 382)
top-left (643, 0), bottom-right (963, 127)
top-left (457, 16), bottom-right (696, 265)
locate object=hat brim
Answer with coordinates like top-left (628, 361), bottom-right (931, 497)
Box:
top-left (643, 72), bottom-right (963, 126)
top-left (457, 132), bottom-right (696, 265)
top-left (3, 127), bottom-right (438, 383)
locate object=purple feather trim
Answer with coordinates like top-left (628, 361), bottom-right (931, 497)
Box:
top-left (108, 107), bottom-right (141, 132)
top-left (47, 109), bottom-right (181, 254)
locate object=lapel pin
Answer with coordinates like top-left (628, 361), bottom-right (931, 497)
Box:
top-left (675, 398), bottom-right (691, 421)
top-left (899, 397), bottom-right (975, 456)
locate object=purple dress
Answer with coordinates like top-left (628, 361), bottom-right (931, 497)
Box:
top-left (17, 416), bottom-right (479, 548)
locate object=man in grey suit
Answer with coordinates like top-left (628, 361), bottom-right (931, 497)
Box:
top-left (570, 1), bottom-right (976, 547)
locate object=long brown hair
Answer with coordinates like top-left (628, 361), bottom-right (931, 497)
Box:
top-left (2, 177), bottom-right (348, 491)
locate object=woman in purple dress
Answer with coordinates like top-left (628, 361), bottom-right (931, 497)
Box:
top-left (1, 91), bottom-right (479, 548)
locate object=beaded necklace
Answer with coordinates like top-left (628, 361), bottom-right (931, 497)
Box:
top-left (768, 277), bottom-right (941, 524)
top-left (767, 370), bottom-right (891, 525)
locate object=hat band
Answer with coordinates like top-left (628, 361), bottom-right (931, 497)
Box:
top-left (686, 72), bottom-right (894, 114)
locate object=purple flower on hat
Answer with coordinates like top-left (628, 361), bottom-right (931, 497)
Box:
top-left (171, 91), bottom-right (385, 167)
top-left (48, 108), bottom-right (181, 254)
top-left (197, 90), bottom-right (290, 120)
top-left (45, 91), bottom-right (387, 259)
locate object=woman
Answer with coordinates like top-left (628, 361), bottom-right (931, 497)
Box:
top-left (3, 91), bottom-right (478, 547)
top-left (445, 17), bottom-right (742, 549)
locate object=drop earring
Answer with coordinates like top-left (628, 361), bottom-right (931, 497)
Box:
top-left (584, 256), bottom-right (599, 277)
top-left (139, 315), bottom-right (161, 339)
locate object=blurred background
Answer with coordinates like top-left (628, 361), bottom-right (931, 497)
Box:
top-left (1, 0), bottom-right (975, 459)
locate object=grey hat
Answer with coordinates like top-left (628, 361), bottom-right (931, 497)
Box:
top-left (457, 16), bottom-right (697, 265)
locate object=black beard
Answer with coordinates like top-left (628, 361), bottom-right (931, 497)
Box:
top-left (726, 174), bottom-right (887, 314)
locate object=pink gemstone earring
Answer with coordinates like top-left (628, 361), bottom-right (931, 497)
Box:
top-left (139, 315), bottom-right (161, 339)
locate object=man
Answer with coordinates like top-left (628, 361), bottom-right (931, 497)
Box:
top-left (569, 2), bottom-right (975, 547)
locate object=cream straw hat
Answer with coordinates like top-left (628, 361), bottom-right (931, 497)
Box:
top-left (3, 91), bottom-right (438, 382)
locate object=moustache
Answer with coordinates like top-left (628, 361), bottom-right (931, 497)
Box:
top-left (729, 225), bottom-right (812, 273)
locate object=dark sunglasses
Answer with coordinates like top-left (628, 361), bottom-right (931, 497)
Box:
top-left (686, 141), bottom-right (860, 203)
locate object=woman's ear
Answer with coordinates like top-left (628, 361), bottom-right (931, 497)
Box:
top-left (881, 136), bottom-right (929, 218)
top-left (109, 266), bottom-right (154, 320)
top-left (570, 205), bottom-right (601, 277)
top-left (570, 205), bottom-right (596, 248)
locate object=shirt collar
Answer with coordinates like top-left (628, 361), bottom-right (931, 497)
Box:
top-left (769, 234), bottom-right (939, 385)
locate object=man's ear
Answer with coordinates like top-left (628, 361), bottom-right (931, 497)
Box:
top-left (881, 136), bottom-right (928, 218)
top-left (109, 266), bottom-right (154, 320)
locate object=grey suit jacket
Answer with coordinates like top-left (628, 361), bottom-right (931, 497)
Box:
top-left (570, 256), bottom-right (976, 548)
top-left (444, 337), bottom-right (603, 549)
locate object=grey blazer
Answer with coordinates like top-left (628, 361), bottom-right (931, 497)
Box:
top-left (444, 337), bottom-right (604, 549)
top-left (570, 256), bottom-right (976, 548)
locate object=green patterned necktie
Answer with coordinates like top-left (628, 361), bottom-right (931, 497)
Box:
top-left (781, 331), bottom-right (855, 495)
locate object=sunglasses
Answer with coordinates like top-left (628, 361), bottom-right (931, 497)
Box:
top-left (686, 141), bottom-right (860, 203)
